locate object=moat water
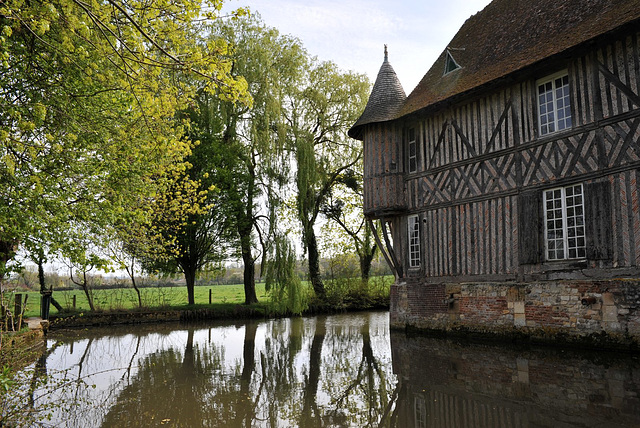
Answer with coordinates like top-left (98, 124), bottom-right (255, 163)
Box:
top-left (20, 311), bottom-right (640, 427)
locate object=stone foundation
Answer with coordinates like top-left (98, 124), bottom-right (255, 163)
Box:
top-left (390, 279), bottom-right (640, 350)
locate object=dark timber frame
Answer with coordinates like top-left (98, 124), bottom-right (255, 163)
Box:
top-left (350, 0), bottom-right (640, 345)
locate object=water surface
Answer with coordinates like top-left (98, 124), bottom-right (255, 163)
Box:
top-left (24, 312), bottom-right (640, 427)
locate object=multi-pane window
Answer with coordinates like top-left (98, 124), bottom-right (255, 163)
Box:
top-left (408, 128), bottom-right (417, 173)
top-left (408, 215), bottom-right (421, 268)
top-left (544, 184), bottom-right (586, 260)
top-left (414, 397), bottom-right (426, 428)
top-left (538, 72), bottom-right (572, 136)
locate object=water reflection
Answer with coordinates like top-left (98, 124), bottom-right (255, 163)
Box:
top-left (390, 333), bottom-right (640, 428)
top-left (39, 312), bottom-right (394, 427)
top-left (30, 312), bottom-right (640, 427)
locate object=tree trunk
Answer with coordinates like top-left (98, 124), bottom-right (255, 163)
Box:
top-left (81, 283), bottom-right (96, 312)
top-left (239, 223), bottom-right (258, 305)
top-left (359, 244), bottom-right (376, 283)
top-left (242, 252), bottom-right (258, 305)
top-left (131, 275), bottom-right (142, 308)
top-left (304, 224), bottom-right (324, 298)
top-left (184, 267), bottom-right (196, 306)
top-left (37, 257), bottom-right (62, 311)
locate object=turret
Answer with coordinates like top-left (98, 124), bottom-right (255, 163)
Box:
top-left (349, 46), bottom-right (407, 218)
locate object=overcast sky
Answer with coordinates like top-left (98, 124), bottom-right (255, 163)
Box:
top-left (222, 0), bottom-right (493, 94)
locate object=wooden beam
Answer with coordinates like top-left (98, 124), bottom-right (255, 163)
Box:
top-left (380, 217), bottom-right (404, 279)
top-left (368, 218), bottom-right (398, 280)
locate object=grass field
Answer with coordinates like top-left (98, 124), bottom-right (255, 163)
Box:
top-left (16, 283), bottom-right (270, 318)
top-left (9, 275), bottom-right (393, 318)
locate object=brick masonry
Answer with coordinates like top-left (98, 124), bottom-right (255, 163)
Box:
top-left (390, 279), bottom-right (640, 349)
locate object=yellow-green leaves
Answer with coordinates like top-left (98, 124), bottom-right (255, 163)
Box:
top-left (0, 0), bottom-right (251, 264)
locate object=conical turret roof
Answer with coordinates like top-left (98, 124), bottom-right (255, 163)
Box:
top-left (348, 46), bottom-right (406, 140)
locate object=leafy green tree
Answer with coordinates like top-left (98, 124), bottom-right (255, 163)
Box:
top-left (286, 62), bottom-right (370, 298)
top-left (215, 16), bottom-right (306, 305)
top-left (265, 234), bottom-right (306, 314)
top-left (168, 15), bottom-right (306, 305)
top-left (146, 120), bottom-right (233, 306)
top-left (0, 0), bottom-right (250, 277)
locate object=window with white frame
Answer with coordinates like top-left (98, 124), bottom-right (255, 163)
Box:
top-left (537, 72), bottom-right (572, 136)
top-left (444, 50), bottom-right (461, 75)
top-left (408, 215), bottom-right (421, 268)
top-left (414, 396), bottom-right (427, 428)
top-left (408, 128), bottom-right (417, 173)
top-left (544, 184), bottom-right (586, 260)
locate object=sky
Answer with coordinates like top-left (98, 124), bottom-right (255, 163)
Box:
top-left (221, 0), bottom-right (493, 94)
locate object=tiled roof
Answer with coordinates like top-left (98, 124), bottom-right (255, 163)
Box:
top-left (348, 47), bottom-right (406, 140)
top-left (399, 0), bottom-right (640, 117)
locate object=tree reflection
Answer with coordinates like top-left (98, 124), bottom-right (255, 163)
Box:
top-left (36, 313), bottom-right (398, 427)
top-left (300, 316), bottom-right (325, 427)
top-left (30, 313), bottom-right (640, 427)
top-left (252, 317), bottom-right (304, 427)
top-left (99, 328), bottom-right (232, 427)
top-left (332, 322), bottom-right (396, 427)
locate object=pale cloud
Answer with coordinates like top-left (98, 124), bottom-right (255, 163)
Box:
top-left (223, 0), bottom-right (492, 93)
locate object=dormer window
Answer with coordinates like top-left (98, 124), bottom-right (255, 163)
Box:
top-left (444, 50), bottom-right (461, 75)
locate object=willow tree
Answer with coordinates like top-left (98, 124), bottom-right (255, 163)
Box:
top-left (176, 15), bottom-right (306, 304)
top-left (0, 0), bottom-right (250, 280)
top-left (286, 62), bottom-right (370, 298)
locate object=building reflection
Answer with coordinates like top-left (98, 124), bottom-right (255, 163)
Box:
top-left (389, 332), bottom-right (640, 428)
top-left (32, 313), bottom-right (640, 427)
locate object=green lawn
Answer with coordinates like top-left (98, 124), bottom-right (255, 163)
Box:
top-left (10, 275), bottom-right (393, 318)
top-left (17, 283), bottom-right (270, 318)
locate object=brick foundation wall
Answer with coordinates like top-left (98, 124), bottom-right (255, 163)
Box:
top-left (390, 279), bottom-right (640, 349)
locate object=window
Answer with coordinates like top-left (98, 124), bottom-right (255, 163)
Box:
top-left (519, 182), bottom-right (612, 265)
top-left (408, 128), bottom-right (417, 173)
top-left (544, 184), bottom-right (586, 260)
top-left (444, 50), bottom-right (461, 75)
top-left (408, 215), bottom-right (421, 268)
top-left (537, 72), bottom-right (572, 136)
top-left (414, 397), bottom-right (426, 428)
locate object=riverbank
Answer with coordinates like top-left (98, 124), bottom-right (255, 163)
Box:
top-left (32, 297), bottom-right (389, 330)
top-left (0, 320), bottom-right (47, 371)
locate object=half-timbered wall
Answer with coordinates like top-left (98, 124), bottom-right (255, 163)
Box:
top-left (419, 196), bottom-right (519, 279)
top-left (363, 122), bottom-right (406, 216)
top-left (610, 169), bottom-right (640, 267)
top-left (401, 29), bottom-right (640, 280)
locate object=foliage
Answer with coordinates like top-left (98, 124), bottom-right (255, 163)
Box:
top-left (265, 235), bottom-right (307, 315)
top-left (287, 60), bottom-right (370, 298)
top-left (0, 0), bottom-right (250, 282)
top-left (323, 272), bottom-right (392, 311)
top-left (321, 173), bottom-right (379, 281)
top-left (143, 128), bottom-right (232, 305)
top-left (168, 14), bottom-right (308, 305)
top-left (0, 365), bottom-right (13, 393)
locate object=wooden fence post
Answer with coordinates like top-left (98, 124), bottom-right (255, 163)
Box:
top-left (14, 294), bottom-right (22, 321)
